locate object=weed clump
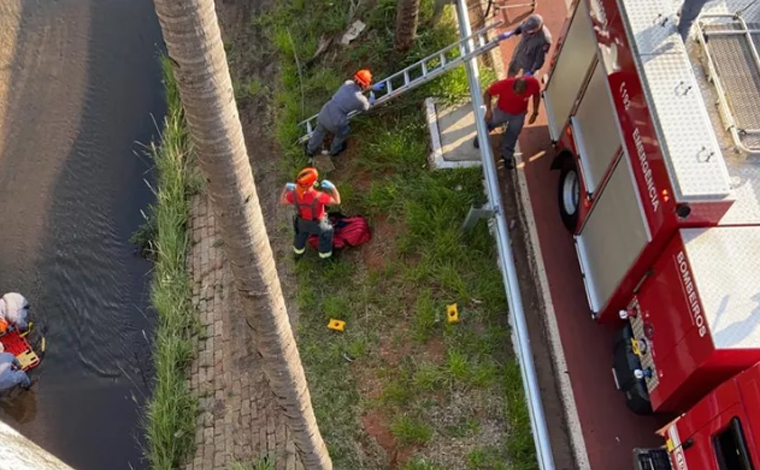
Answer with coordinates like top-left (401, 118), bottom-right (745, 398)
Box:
top-left (142, 56), bottom-right (200, 470)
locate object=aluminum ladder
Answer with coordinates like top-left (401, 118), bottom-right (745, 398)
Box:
top-left (297, 20), bottom-right (507, 144)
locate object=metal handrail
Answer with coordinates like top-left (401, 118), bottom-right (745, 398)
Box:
top-left (454, 1), bottom-right (556, 469)
top-left (696, 13), bottom-right (760, 155)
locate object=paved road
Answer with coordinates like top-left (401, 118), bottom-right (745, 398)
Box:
top-left (494, 1), bottom-right (673, 468)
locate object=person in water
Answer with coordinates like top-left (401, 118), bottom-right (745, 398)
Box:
top-left (0, 293), bottom-right (30, 335)
top-left (0, 351), bottom-right (31, 393)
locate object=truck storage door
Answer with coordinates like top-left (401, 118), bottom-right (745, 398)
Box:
top-left (570, 60), bottom-right (622, 195)
top-left (575, 151), bottom-right (650, 315)
top-left (543, 0), bottom-right (597, 142)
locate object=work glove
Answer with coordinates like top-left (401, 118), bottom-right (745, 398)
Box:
top-left (369, 91), bottom-right (376, 106)
top-left (321, 180), bottom-right (335, 190)
top-left (286, 182), bottom-right (296, 191)
top-left (371, 82), bottom-right (386, 92)
top-left (497, 31), bottom-right (515, 41)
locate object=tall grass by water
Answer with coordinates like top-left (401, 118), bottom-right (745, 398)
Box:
top-left (143, 56), bottom-right (200, 470)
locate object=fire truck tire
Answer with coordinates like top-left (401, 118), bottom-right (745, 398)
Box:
top-left (557, 161), bottom-right (580, 232)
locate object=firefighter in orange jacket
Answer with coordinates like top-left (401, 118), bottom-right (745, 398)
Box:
top-left (279, 167), bottom-right (341, 260)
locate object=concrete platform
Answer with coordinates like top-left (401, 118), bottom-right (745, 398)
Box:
top-left (426, 97), bottom-right (483, 169)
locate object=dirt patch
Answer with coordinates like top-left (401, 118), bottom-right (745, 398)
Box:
top-left (362, 215), bottom-right (395, 270)
top-left (354, 364), bottom-right (384, 401)
top-left (379, 324), bottom-right (412, 366)
top-left (362, 410), bottom-right (394, 454)
top-left (421, 336), bottom-right (446, 363)
top-left (361, 410), bottom-right (416, 470)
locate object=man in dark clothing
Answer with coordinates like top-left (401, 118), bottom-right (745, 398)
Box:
top-left (279, 167), bottom-right (342, 260)
top-left (474, 76), bottom-right (541, 169)
top-left (677, 0), bottom-right (710, 41)
top-left (305, 69), bottom-right (385, 157)
top-left (502, 14), bottom-right (552, 78)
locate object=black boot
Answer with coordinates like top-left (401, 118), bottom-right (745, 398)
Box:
top-left (304, 141), bottom-right (315, 158)
top-left (330, 141), bottom-right (348, 157)
top-left (473, 136), bottom-right (480, 149)
top-left (502, 155), bottom-right (515, 170)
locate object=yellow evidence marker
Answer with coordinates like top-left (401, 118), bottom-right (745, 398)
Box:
top-left (328, 319), bottom-right (346, 332)
top-left (447, 303), bottom-right (460, 324)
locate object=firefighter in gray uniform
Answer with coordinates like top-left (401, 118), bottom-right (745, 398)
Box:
top-left (504, 14), bottom-right (552, 78)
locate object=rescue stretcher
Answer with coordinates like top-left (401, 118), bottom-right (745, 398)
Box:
top-left (0, 324), bottom-right (42, 372)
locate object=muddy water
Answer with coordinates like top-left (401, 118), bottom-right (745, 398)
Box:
top-left (0, 0), bottom-right (165, 468)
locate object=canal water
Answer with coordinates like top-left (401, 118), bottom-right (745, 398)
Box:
top-left (0, 0), bottom-right (165, 468)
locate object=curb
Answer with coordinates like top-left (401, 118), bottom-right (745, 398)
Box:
top-left (512, 151), bottom-right (591, 470)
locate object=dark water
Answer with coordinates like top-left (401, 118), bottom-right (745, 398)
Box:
top-left (0, 0), bottom-right (165, 468)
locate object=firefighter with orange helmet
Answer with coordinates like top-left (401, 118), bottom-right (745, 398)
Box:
top-left (279, 167), bottom-right (342, 260)
top-left (305, 69), bottom-right (386, 158)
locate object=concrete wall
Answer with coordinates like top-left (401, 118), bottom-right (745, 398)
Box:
top-left (0, 420), bottom-right (75, 470)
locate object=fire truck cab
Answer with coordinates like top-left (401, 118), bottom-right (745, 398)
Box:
top-left (542, 0), bottom-right (760, 414)
top-left (633, 361), bottom-right (760, 470)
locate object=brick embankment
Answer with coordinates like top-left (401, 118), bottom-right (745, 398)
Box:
top-left (184, 193), bottom-right (303, 470)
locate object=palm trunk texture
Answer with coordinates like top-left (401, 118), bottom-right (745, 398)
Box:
top-left (151, 0), bottom-right (332, 468)
top-left (395, 0), bottom-right (421, 51)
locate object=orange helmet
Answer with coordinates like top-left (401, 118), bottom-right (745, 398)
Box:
top-left (296, 167), bottom-right (319, 188)
top-left (353, 69), bottom-right (372, 88)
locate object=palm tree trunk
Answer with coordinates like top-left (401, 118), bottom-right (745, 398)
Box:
top-left (151, 1), bottom-right (332, 469)
top-left (395, 0), bottom-right (421, 52)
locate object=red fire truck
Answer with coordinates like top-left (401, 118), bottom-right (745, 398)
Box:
top-left (539, 0), bottom-right (760, 467)
top-left (634, 361), bottom-right (760, 470)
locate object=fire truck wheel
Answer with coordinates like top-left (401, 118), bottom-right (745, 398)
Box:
top-left (558, 162), bottom-right (580, 232)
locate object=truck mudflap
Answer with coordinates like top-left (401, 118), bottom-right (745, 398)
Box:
top-left (612, 323), bottom-right (653, 415)
top-left (632, 448), bottom-right (672, 470)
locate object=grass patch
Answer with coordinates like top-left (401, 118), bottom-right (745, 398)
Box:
top-left (253, 0), bottom-right (536, 468)
top-left (141, 56), bottom-right (200, 470)
top-left (390, 415), bottom-right (434, 446)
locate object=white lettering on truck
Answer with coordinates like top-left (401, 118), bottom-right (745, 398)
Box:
top-left (668, 425), bottom-right (689, 470)
top-left (619, 82), bottom-right (660, 213)
top-left (677, 251), bottom-right (707, 337)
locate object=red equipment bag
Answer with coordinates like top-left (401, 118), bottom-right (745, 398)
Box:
top-left (309, 213), bottom-right (372, 250)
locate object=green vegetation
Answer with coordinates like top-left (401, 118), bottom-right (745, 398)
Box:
top-left (229, 459), bottom-right (274, 470)
top-left (142, 56), bottom-right (200, 470)
top-left (252, 0), bottom-right (537, 469)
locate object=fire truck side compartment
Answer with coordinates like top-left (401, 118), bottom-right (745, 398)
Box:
top-left (624, 226), bottom-right (760, 413)
top-left (543, 0), bottom-right (597, 142)
top-left (571, 59), bottom-right (623, 195)
top-left (575, 154), bottom-right (650, 316)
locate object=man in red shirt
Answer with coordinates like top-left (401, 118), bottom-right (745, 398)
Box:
top-left (474, 76), bottom-right (541, 169)
top-left (279, 167), bottom-right (341, 260)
